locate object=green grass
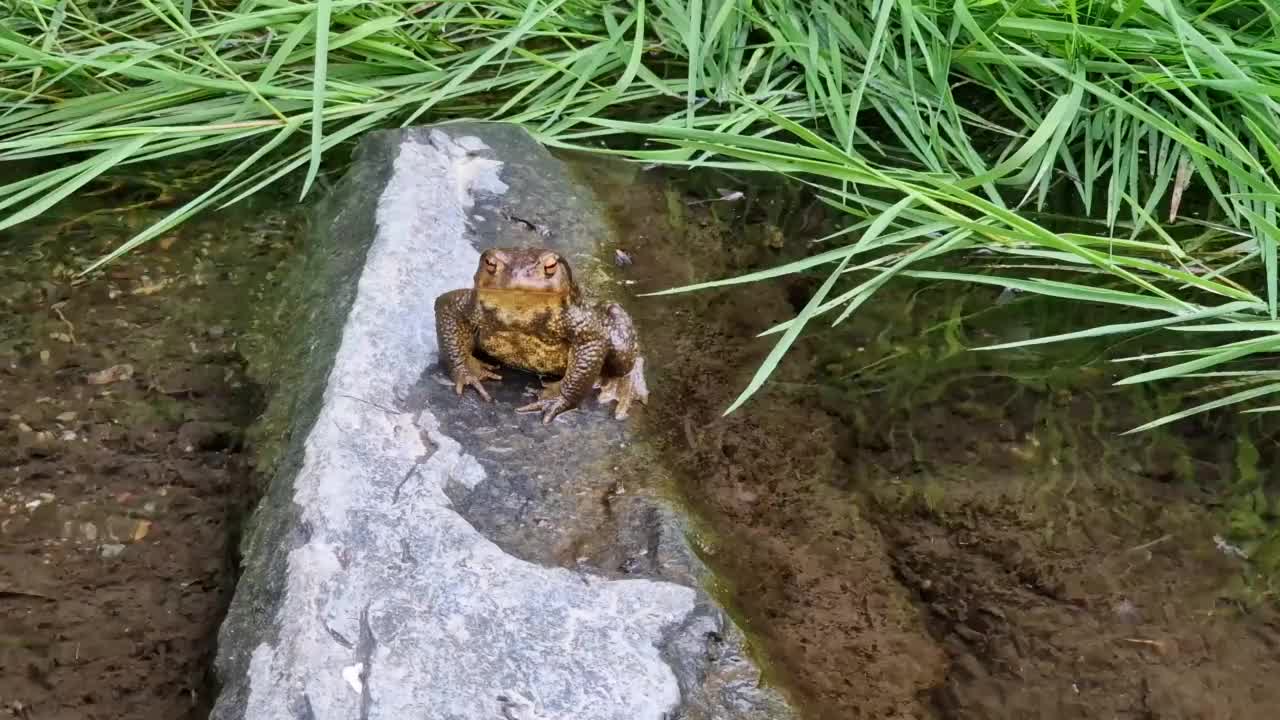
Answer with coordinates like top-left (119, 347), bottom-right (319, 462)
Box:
top-left (2, 0), bottom-right (1279, 430)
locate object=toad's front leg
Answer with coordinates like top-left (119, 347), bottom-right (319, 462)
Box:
top-left (435, 289), bottom-right (502, 401)
top-left (517, 337), bottom-right (606, 424)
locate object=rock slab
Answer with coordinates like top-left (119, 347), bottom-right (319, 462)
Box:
top-left (211, 123), bottom-right (793, 720)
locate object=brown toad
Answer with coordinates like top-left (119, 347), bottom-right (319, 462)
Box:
top-left (434, 247), bottom-right (649, 424)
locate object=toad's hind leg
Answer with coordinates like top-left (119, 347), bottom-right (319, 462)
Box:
top-left (597, 303), bottom-right (649, 419)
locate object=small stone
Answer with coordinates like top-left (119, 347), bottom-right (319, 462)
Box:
top-left (56, 411), bottom-right (77, 423)
top-left (99, 543), bottom-right (125, 559)
top-left (130, 277), bottom-right (170, 296)
top-left (81, 522), bottom-right (99, 542)
top-left (87, 364), bottom-right (134, 385)
top-left (206, 325), bottom-right (226, 339)
top-left (60, 431), bottom-right (77, 441)
top-left (106, 515), bottom-right (139, 541)
top-left (39, 350), bottom-right (50, 364)
top-left (17, 431), bottom-right (56, 459)
top-left (18, 422), bottom-right (32, 433)
top-left (764, 225), bottom-right (785, 249)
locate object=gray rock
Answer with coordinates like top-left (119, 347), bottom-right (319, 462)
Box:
top-left (99, 543), bottom-right (125, 559)
top-left (211, 123), bottom-right (793, 720)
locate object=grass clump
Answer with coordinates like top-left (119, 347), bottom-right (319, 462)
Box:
top-left (2, 0), bottom-right (1280, 430)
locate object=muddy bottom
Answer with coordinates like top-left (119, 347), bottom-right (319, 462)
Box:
top-left (0, 186), bottom-right (297, 719)
top-left (570, 157), bottom-right (1280, 720)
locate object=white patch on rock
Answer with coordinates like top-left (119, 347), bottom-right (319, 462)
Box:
top-left (342, 663), bottom-right (364, 694)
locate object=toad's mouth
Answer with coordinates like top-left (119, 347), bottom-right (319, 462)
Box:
top-left (476, 288), bottom-right (569, 296)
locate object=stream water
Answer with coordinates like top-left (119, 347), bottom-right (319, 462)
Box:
top-left (1, 149), bottom-right (1277, 720)
top-left (569, 153), bottom-right (1280, 719)
top-left (0, 169), bottom-right (299, 719)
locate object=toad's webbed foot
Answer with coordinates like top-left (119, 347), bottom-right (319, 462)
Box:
top-left (516, 383), bottom-right (573, 424)
top-left (596, 355), bottom-right (649, 420)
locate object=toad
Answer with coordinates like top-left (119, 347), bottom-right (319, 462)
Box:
top-left (434, 247), bottom-right (649, 424)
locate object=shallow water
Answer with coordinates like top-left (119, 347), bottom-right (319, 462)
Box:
top-left (0, 169), bottom-right (300, 719)
top-left (564, 152), bottom-right (1280, 719)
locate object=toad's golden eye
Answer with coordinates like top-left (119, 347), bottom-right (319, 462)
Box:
top-left (483, 255), bottom-right (499, 273)
top-left (542, 256), bottom-right (558, 276)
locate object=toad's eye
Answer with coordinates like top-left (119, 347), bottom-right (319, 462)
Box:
top-left (542, 256), bottom-right (558, 276)
top-left (483, 255), bottom-right (499, 273)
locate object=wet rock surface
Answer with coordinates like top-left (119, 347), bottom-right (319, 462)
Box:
top-left (211, 123), bottom-right (792, 720)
